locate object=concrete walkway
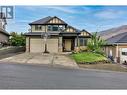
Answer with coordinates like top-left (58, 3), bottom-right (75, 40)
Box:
top-left (0, 53), bottom-right (78, 69)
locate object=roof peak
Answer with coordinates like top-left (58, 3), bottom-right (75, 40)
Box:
top-left (29, 16), bottom-right (67, 25)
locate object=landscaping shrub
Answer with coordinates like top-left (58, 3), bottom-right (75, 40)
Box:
top-left (9, 32), bottom-right (26, 46)
top-left (87, 32), bottom-right (106, 55)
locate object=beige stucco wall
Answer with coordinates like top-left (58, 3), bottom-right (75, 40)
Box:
top-left (48, 18), bottom-right (63, 24)
top-left (66, 27), bottom-right (76, 32)
top-left (104, 45), bottom-right (127, 58)
top-left (31, 25), bottom-right (46, 32)
top-left (103, 46), bottom-right (116, 58)
top-left (0, 33), bottom-right (9, 42)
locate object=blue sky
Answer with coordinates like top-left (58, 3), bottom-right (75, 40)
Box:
top-left (6, 6), bottom-right (127, 33)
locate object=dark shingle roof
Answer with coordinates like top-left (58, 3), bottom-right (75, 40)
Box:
top-left (29, 16), bottom-right (67, 25)
top-left (106, 32), bottom-right (127, 44)
top-left (29, 16), bottom-right (52, 25)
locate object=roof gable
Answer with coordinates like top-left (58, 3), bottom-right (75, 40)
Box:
top-left (47, 16), bottom-right (67, 24)
top-left (64, 25), bottom-right (80, 32)
top-left (29, 16), bottom-right (67, 25)
top-left (80, 29), bottom-right (91, 37)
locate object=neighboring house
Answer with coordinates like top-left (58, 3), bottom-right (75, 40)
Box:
top-left (25, 16), bottom-right (91, 53)
top-left (103, 32), bottom-right (127, 63)
top-left (0, 12), bottom-right (10, 44)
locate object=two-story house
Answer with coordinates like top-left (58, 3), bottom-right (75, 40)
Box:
top-left (25, 16), bottom-right (91, 53)
top-left (0, 12), bottom-right (10, 44)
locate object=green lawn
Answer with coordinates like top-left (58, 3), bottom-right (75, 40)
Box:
top-left (71, 52), bottom-right (127, 72)
top-left (71, 52), bottom-right (107, 63)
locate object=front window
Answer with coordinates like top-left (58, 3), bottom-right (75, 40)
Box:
top-left (79, 38), bottom-right (87, 46)
top-left (35, 25), bottom-right (42, 31)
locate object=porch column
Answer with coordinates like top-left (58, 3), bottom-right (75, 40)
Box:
top-left (74, 36), bottom-right (79, 51)
top-left (58, 36), bottom-right (63, 52)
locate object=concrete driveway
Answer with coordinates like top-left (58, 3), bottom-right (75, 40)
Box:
top-left (0, 53), bottom-right (78, 68)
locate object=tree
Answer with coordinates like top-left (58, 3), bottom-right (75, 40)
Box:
top-left (9, 32), bottom-right (26, 46)
top-left (87, 32), bottom-right (106, 54)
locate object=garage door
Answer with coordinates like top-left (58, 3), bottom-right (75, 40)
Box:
top-left (30, 38), bottom-right (58, 53)
top-left (120, 48), bottom-right (127, 63)
top-left (30, 38), bottom-right (44, 53)
top-left (47, 38), bottom-right (58, 53)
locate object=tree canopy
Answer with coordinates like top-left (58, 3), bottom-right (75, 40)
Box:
top-left (9, 32), bottom-right (26, 46)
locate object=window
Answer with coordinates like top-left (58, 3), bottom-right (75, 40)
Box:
top-left (35, 25), bottom-right (42, 30)
top-left (52, 25), bottom-right (58, 31)
top-left (59, 25), bottom-right (65, 30)
top-left (79, 38), bottom-right (87, 46)
top-left (48, 25), bottom-right (52, 31)
top-left (122, 52), bottom-right (127, 56)
top-left (80, 39), bottom-right (84, 46)
top-left (84, 39), bottom-right (87, 46)
top-left (47, 25), bottom-right (59, 31)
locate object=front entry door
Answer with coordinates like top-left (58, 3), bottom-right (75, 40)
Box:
top-left (63, 39), bottom-right (74, 51)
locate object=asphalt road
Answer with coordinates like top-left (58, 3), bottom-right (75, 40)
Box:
top-left (0, 62), bottom-right (127, 89)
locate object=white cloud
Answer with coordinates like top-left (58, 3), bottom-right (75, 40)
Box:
top-left (46, 6), bottom-right (77, 14)
top-left (23, 6), bottom-right (92, 14)
top-left (94, 9), bottom-right (125, 19)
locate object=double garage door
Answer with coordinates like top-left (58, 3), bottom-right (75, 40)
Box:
top-left (30, 38), bottom-right (58, 53)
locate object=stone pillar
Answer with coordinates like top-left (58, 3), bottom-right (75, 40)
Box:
top-left (58, 36), bottom-right (63, 52)
top-left (26, 37), bottom-right (30, 52)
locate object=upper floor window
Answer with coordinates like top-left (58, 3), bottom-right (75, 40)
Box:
top-left (47, 25), bottom-right (59, 31)
top-left (79, 38), bottom-right (87, 46)
top-left (35, 25), bottom-right (42, 31)
top-left (59, 25), bottom-right (64, 30)
top-left (48, 25), bottom-right (52, 31)
top-left (47, 25), bottom-right (65, 31)
top-left (52, 25), bottom-right (58, 31)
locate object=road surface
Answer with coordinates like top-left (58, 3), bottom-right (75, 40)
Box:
top-left (0, 62), bottom-right (127, 89)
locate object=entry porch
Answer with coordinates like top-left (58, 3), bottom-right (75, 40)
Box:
top-left (58, 32), bottom-right (80, 52)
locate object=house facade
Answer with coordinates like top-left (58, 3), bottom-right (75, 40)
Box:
top-left (103, 32), bottom-right (127, 63)
top-left (0, 12), bottom-right (10, 44)
top-left (25, 16), bottom-right (91, 53)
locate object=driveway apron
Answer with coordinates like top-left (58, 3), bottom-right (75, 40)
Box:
top-left (0, 53), bottom-right (78, 68)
